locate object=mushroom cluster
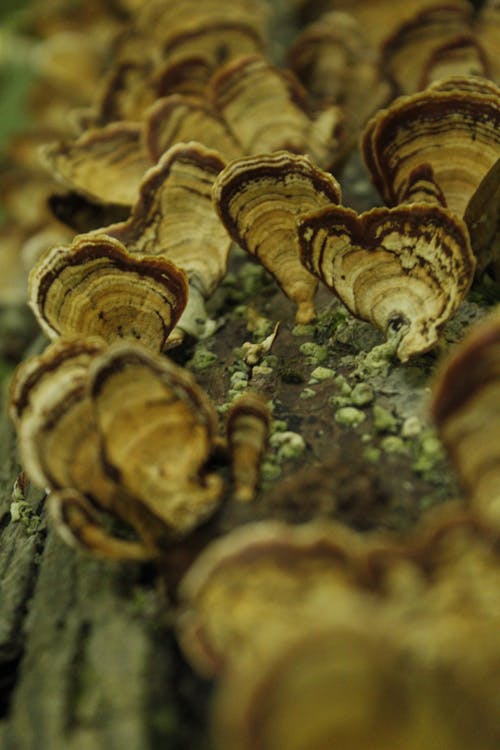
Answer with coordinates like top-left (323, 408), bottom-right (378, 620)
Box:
top-left (2, 0), bottom-right (500, 748)
top-left (178, 509), bottom-right (500, 749)
top-left (9, 337), bottom-right (270, 559)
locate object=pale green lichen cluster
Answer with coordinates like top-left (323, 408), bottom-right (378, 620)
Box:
top-left (261, 420), bottom-right (307, 483)
top-left (299, 341), bottom-right (328, 365)
top-left (309, 366), bottom-right (335, 383)
top-left (187, 344), bottom-right (218, 371)
top-left (10, 478), bottom-right (40, 534)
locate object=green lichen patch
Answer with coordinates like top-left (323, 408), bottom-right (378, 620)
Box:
top-left (380, 436), bottom-right (407, 455)
top-left (187, 345), bottom-right (218, 371)
top-left (300, 388), bottom-right (316, 400)
top-left (373, 404), bottom-right (399, 434)
top-left (309, 366), bottom-right (336, 383)
top-left (10, 499), bottom-right (41, 534)
top-left (401, 416), bottom-right (422, 438)
top-left (350, 382), bottom-right (374, 406)
top-left (411, 430), bottom-right (446, 476)
top-left (352, 337), bottom-right (399, 378)
top-left (269, 430), bottom-right (306, 460)
top-left (363, 446), bottom-right (381, 463)
top-left (299, 342), bottom-right (329, 365)
top-left (335, 406), bottom-right (366, 427)
top-left (292, 323), bottom-right (315, 337)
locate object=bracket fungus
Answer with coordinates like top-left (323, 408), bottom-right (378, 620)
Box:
top-left (362, 76), bottom-right (500, 219)
top-left (287, 12), bottom-right (392, 150)
top-left (28, 233), bottom-right (188, 350)
top-left (213, 150), bottom-right (342, 324)
top-left (9, 339), bottom-right (241, 559)
top-left (476, 0), bottom-right (500, 85)
top-left (103, 141), bottom-right (231, 339)
top-left (419, 33), bottom-right (489, 89)
top-left (212, 625), bottom-right (498, 750)
top-left (9, 337), bottom-right (113, 504)
top-left (298, 203), bottom-right (475, 361)
top-left (40, 122), bottom-right (152, 206)
top-left (210, 55), bottom-right (344, 169)
top-left (177, 520), bottom-right (367, 676)
top-left (464, 156), bottom-right (500, 276)
top-left (146, 96), bottom-right (243, 163)
top-left (177, 511), bottom-right (500, 749)
top-left (226, 391), bottom-right (271, 503)
top-left (431, 309), bottom-right (500, 527)
top-left (134, 0), bottom-right (269, 70)
top-left (89, 341), bottom-right (223, 537)
top-left (380, 2), bottom-right (475, 95)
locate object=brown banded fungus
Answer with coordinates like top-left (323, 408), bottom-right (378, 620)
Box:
top-left (9, 339), bottom-right (231, 559)
top-left (177, 520), bottom-right (369, 676)
top-left (464, 156), bottom-right (500, 276)
top-left (154, 57), bottom-right (215, 102)
top-left (178, 512), bottom-right (500, 748)
top-left (213, 151), bottom-right (342, 324)
top-left (210, 55), bottom-right (344, 170)
top-left (29, 234), bottom-right (188, 350)
top-left (298, 204), bottom-right (475, 361)
top-left (431, 309), bottom-right (500, 526)
top-left (226, 392), bottom-right (271, 503)
top-left (287, 12), bottom-right (391, 151)
top-left (362, 76), bottom-right (500, 219)
top-left (145, 96), bottom-right (243, 163)
top-left (89, 341), bottom-right (223, 536)
top-left (9, 337), bottom-right (118, 510)
top-left (380, 2), bottom-right (475, 95)
top-left (88, 59), bottom-right (160, 126)
top-left (476, 0), bottom-right (500, 85)
top-left (419, 34), bottom-right (489, 90)
top-left (103, 141), bottom-right (231, 340)
top-left (212, 625), bottom-right (498, 750)
top-left (134, 0), bottom-right (269, 72)
top-left (40, 122), bottom-right (152, 206)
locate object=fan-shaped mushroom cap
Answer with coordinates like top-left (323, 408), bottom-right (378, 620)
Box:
top-left (431, 308), bottom-right (500, 526)
top-left (179, 511), bottom-right (500, 747)
top-left (287, 12), bottom-right (391, 146)
top-left (40, 122), bottom-right (152, 206)
top-left (105, 142), bottom-right (231, 297)
top-left (90, 341), bottom-right (223, 533)
top-left (464, 156), bottom-right (500, 276)
top-left (8, 337), bottom-right (118, 507)
top-left (103, 141), bottom-right (231, 339)
top-left (145, 96), bottom-right (243, 163)
top-left (90, 59), bottom-right (159, 125)
top-left (47, 488), bottom-right (155, 561)
top-left (419, 34), bottom-right (489, 90)
top-left (308, 0), bottom-right (470, 50)
top-left (213, 625), bottom-right (494, 750)
top-left (298, 203), bottom-right (475, 361)
top-left (226, 391), bottom-right (271, 503)
top-left (362, 76), bottom-right (500, 217)
top-left (154, 57), bottom-right (214, 101)
top-left (29, 234), bottom-right (188, 350)
top-left (135, 0), bottom-right (269, 66)
top-left (380, 3), bottom-right (474, 95)
top-left (177, 520), bottom-right (368, 676)
top-left (210, 55), bottom-right (343, 169)
top-left (476, 0), bottom-right (500, 85)
top-left (213, 151), bottom-right (342, 324)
